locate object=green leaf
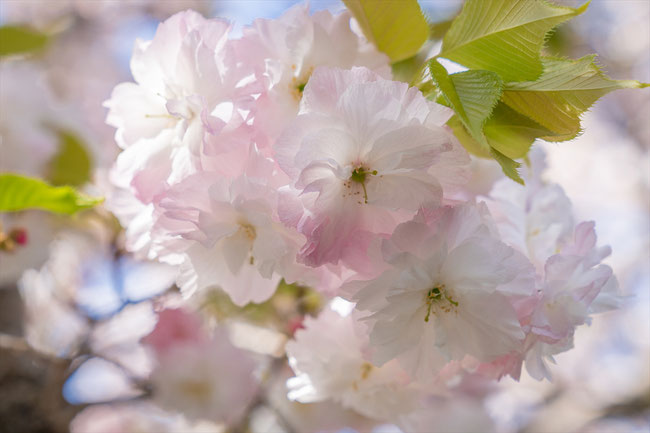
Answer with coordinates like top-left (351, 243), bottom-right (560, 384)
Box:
top-left (0, 25), bottom-right (49, 57)
top-left (47, 131), bottom-right (93, 187)
top-left (392, 55), bottom-right (422, 84)
top-left (0, 174), bottom-right (103, 215)
top-left (484, 103), bottom-right (559, 158)
top-left (440, 0), bottom-right (588, 82)
top-left (429, 60), bottom-right (525, 183)
top-left (502, 55), bottom-right (650, 141)
top-left (429, 18), bottom-right (455, 41)
top-left (343, 0), bottom-right (429, 62)
top-left (448, 103), bottom-right (555, 161)
top-left (429, 60), bottom-right (503, 147)
top-left (447, 115), bottom-right (491, 158)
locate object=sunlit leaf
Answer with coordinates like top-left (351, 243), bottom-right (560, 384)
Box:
top-left (447, 115), bottom-right (491, 158)
top-left (502, 55), bottom-right (649, 141)
top-left (429, 60), bottom-right (503, 148)
top-left (0, 174), bottom-right (102, 215)
top-left (343, 0), bottom-right (429, 62)
top-left (440, 0), bottom-right (588, 82)
top-left (484, 103), bottom-right (559, 159)
top-left (429, 60), bottom-right (525, 183)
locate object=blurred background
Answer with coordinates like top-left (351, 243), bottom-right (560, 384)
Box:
top-left (0, 1), bottom-right (648, 432)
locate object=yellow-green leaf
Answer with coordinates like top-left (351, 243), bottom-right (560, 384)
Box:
top-left (0, 174), bottom-right (102, 215)
top-left (429, 60), bottom-right (503, 147)
top-left (47, 130), bottom-right (93, 187)
top-left (343, 0), bottom-right (429, 62)
top-left (484, 103), bottom-right (559, 158)
top-left (440, 0), bottom-right (588, 82)
top-left (429, 60), bottom-right (524, 183)
top-left (0, 25), bottom-right (49, 57)
top-left (502, 55), bottom-right (650, 141)
top-left (448, 103), bottom-right (556, 161)
top-left (447, 115), bottom-right (491, 158)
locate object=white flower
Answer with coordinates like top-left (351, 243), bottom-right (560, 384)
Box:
top-left (150, 147), bottom-right (321, 305)
top-left (275, 66), bottom-right (470, 267)
top-left (346, 203), bottom-right (535, 381)
top-left (105, 10), bottom-right (254, 204)
top-left (524, 221), bottom-right (621, 380)
top-left (238, 3), bottom-right (390, 141)
top-left (286, 307), bottom-right (419, 421)
top-left (484, 149), bottom-right (574, 271)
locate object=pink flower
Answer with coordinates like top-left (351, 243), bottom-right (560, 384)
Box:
top-left (237, 4), bottom-right (390, 143)
top-left (148, 148), bottom-right (339, 305)
top-left (524, 221), bottom-right (620, 380)
top-left (344, 202), bottom-right (535, 381)
top-left (105, 10), bottom-right (255, 204)
top-left (286, 306), bottom-right (419, 420)
top-left (275, 67), bottom-right (470, 268)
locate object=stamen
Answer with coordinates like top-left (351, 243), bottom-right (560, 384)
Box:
top-left (424, 284), bottom-right (458, 322)
top-left (238, 222), bottom-right (257, 241)
top-left (144, 113), bottom-right (176, 119)
top-left (349, 167), bottom-right (378, 204)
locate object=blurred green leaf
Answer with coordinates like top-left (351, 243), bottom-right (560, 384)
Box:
top-left (0, 174), bottom-right (102, 215)
top-left (0, 25), bottom-right (49, 57)
top-left (502, 55), bottom-right (650, 141)
top-left (440, 0), bottom-right (588, 82)
top-left (47, 131), bottom-right (93, 187)
top-left (343, 0), bottom-right (429, 62)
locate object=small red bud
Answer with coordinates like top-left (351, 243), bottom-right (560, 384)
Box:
top-left (9, 228), bottom-right (28, 246)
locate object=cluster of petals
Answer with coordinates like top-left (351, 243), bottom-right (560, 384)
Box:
top-left (343, 202), bottom-right (535, 381)
top-left (484, 150), bottom-right (621, 379)
top-left (286, 306), bottom-right (419, 420)
top-left (275, 66), bottom-right (470, 268)
top-left (103, 4), bottom-right (624, 425)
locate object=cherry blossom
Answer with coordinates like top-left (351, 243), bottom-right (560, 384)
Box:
top-left (275, 66), bottom-right (470, 268)
top-left (105, 10), bottom-right (255, 204)
top-left (345, 203), bottom-right (535, 381)
top-left (286, 306), bottom-right (419, 420)
top-left (237, 3), bottom-right (391, 143)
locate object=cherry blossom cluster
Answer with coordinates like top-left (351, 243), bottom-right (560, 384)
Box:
top-left (104, 5), bottom-right (622, 426)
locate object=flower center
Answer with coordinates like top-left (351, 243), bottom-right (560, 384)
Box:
top-left (352, 362), bottom-right (375, 391)
top-left (289, 65), bottom-right (314, 101)
top-left (238, 221), bottom-right (257, 242)
top-left (178, 379), bottom-right (212, 402)
top-left (345, 166), bottom-right (378, 204)
top-left (424, 285), bottom-right (458, 322)
top-left (237, 221), bottom-right (257, 265)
